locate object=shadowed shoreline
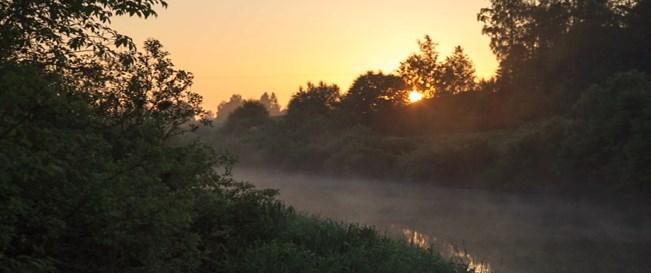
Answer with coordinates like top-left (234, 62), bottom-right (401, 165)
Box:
top-left (236, 167), bottom-right (651, 273)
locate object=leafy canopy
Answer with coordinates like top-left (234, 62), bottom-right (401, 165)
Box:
top-left (399, 36), bottom-right (477, 97)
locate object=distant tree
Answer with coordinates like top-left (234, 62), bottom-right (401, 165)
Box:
top-left (204, 110), bottom-right (216, 120)
top-left (341, 71), bottom-right (407, 125)
top-left (260, 92), bottom-right (282, 116)
top-left (217, 94), bottom-right (245, 121)
top-left (223, 100), bottom-right (270, 133)
top-left (287, 82), bottom-right (340, 122)
top-left (399, 36), bottom-right (478, 97)
top-left (438, 46), bottom-right (477, 94)
top-left (398, 35), bottom-right (440, 97)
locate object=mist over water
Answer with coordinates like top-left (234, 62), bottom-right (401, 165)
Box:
top-left (235, 167), bottom-right (651, 273)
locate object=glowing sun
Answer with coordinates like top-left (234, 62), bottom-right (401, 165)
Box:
top-left (408, 90), bottom-right (424, 103)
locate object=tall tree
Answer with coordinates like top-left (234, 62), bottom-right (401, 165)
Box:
top-left (477, 0), bottom-right (539, 80)
top-left (260, 92), bottom-right (281, 116)
top-left (438, 46), bottom-right (477, 95)
top-left (398, 35), bottom-right (440, 97)
top-left (223, 100), bottom-right (270, 133)
top-left (399, 36), bottom-right (478, 97)
top-left (477, 0), bottom-right (640, 85)
top-left (217, 94), bottom-right (244, 121)
top-left (477, 0), bottom-right (536, 61)
top-left (341, 71), bottom-right (407, 125)
top-left (287, 82), bottom-right (340, 122)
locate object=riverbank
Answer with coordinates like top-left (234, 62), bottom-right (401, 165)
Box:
top-left (235, 167), bottom-right (651, 273)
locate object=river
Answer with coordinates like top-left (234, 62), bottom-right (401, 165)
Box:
top-left (234, 168), bottom-right (651, 273)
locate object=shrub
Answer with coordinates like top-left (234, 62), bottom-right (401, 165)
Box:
top-left (566, 71), bottom-right (651, 191)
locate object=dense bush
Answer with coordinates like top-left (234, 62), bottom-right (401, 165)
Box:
top-left (223, 100), bottom-right (270, 134)
top-left (564, 71), bottom-right (651, 191)
top-left (0, 61), bottom-right (208, 272)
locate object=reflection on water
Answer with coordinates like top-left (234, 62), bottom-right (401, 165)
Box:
top-left (402, 228), bottom-right (492, 273)
top-left (403, 228), bottom-right (430, 248)
top-left (235, 168), bottom-right (651, 273)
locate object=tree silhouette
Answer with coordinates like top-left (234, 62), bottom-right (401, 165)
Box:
top-left (477, 0), bottom-right (642, 87)
top-left (341, 71), bottom-right (407, 125)
top-left (217, 94), bottom-right (245, 121)
top-left (438, 46), bottom-right (477, 95)
top-left (260, 92), bottom-right (282, 116)
top-left (477, 0), bottom-right (535, 62)
top-left (287, 82), bottom-right (340, 122)
top-left (398, 35), bottom-right (440, 97)
top-left (399, 36), bottom-right (477, 97)
top-left (223, 100), bottom-right (270, 133)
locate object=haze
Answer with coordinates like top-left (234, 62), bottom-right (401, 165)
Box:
top-left (112, 0), bottom-right (498, 108)
top-left (234, 168), bottom-right (651, 273)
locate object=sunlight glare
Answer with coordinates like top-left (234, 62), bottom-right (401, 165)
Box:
top-left (408, 90), bottom-right (424, 103)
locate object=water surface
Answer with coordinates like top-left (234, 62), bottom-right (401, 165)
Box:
top-left (235, 168), bottom-right (651, 273)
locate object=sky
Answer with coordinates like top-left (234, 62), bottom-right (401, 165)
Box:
top-left (112, 0), bottom-right (498, 110)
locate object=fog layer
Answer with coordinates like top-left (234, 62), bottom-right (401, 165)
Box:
top-left (235, 168), bottom-right (651, 273)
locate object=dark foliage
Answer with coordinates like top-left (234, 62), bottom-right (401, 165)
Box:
top-left (340, 71), bottom-right (407, 129)
top-left (223, 100), bottom-right (270, 133)
top-left (216, 94), bottom-right (244, 121)
top-left (287, 82), bottom-right (341, 122)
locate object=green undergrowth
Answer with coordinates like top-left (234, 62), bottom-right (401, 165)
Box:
top-left (216, 201), bottom-right (471, 273)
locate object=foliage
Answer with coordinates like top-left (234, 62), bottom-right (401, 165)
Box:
top-left (398, 36), bottom-right (477, 97)
top-left (565, 71), bottom-right (651, 191)
top-left (0, 60), bottom-right (209, 273)
top-left (260, 92), bottom-right (282, 116)
top-left (478, 0), bottom-right (648, 102)
top-left (286, 81), bottom-right (341, 123)
top-left (439, 46), bottom-right (477, 95)
top-left (398, 35), bottom-right (440, 96)
top-left (210, 71), bottom-right (651, 193)
top-left (340, 71), bottom-right (407, 127)
top-left (0, 0), bottom-right (168, 67)
top-left (225, 215), bottom-right (469, 273)
top-left (216, 92), bottom-right (281, 123)
top-left (216, 94), bottom-right (244, 121)
top-left (223, 100), bottom-right (270, 134)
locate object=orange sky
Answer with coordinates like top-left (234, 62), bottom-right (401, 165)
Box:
top-left (112, 0), bottom-right (498, 110)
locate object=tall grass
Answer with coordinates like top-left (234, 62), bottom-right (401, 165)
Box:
top-left (217, 199), bottom-right (472, 273)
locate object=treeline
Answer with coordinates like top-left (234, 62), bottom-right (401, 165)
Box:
top-left (0, 1), bottom-right (472, 273)
top-left (215, 92), bottom-right (282, 122)
top-left (207, 0), bottom-right (651, 192)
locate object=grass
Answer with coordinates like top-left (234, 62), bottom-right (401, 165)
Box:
top-left (217, 201), bottom-right (472, 273)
